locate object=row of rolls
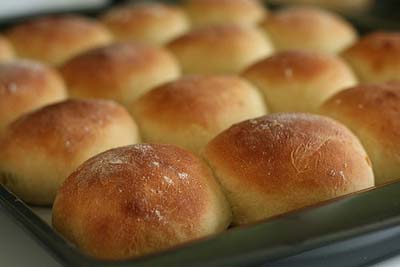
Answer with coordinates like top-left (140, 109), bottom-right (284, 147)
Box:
top-left (0, 0), bottom-right (399, 261)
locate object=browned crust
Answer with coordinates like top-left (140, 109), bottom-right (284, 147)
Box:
top-left (0, 99), bottom-right (130, 160)
top-left (53, 144), bottom-right (227, 259)
top-left (132, 75), bottom-right (262, 129)
top-left (342, 31), bottom-right (400, 74)
top-left (260, 6), bottom-right (356, 52)
top-left (0, 60), bottom-right (67, 130)
top-left (321, 81), bottom-right (400, 149)
top-left (100, 3), bottom-right (188, 42)
top-left (60, 42), bottom-right (178, 101)
top-left (204, 113), bottom-right (372, 196)
top-left (243, 50), bottom-right (348, 82)
top-left (6, 15), bottom-right (112, 64)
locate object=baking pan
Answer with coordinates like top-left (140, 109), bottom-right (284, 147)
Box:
top-left (1, 1), bottom-right (400, 266)
top-left (3, 181), bottom-right (400, 267)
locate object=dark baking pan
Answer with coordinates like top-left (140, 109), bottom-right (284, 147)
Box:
top-left (2, 181), bottom-right (400, 267)
top-left (1, 1), bottom-right (400, 267)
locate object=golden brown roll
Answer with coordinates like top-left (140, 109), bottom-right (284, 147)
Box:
top-left (53, 144), bottom-right (231, 260)
top-left (100, 2), bottom-right (189, 45)
top-left (242, 50), bottom-right (357, 113)
top-left (0, 35), bottom-right (14, 62)
top-left (131, 75), bottom-right (267, 153)
top-left (184, 0), bottom-right (267, 28)
top-left (320, 82), bottom-right (400, 185)
top-left (167, 24), bottom-right (273, 74)
top-left (203, 113), bottom-right (374, 225)
top-left (6, 15), bottom-right (112, 65)
top-left (0, 99), bottom-right (139, 205)
top-left (0, 60), bottom-right (67, 132)
top-left (60, 42), bottom-right (180, 106)
top-left (342, 32), bottom-right (400, 83)
top-left (260, 6), bottom-right (357, 54)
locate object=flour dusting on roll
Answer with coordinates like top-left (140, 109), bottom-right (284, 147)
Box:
top-left (0, 60), bottom-right (67, 132)
top-left (321, 81), bottom-right (400, 185)
top-left (203, 113), bottom-right (374, 225)
top-left (0, 99), bottom-right (139, 205)
top-left (53, 144), bottom-right (231, 260)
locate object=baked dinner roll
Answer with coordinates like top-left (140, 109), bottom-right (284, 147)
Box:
top-left (131, 75), bottom-right (267, 153)
top-left (0, 99), bottom-right (139, 205)
top-left (53, 144), bottom-right (231, 260)
top-left (167, 24), bottom-right (273, 74)
top-left (6, 15), bottom-right (112, 65)
top-left (100, 2), bottom-right (189, 45)
top-left (320, 82), bottom-right (400, 185)
top-left (0, 35), bottom-right (14, 62)
top-left (184, 0), bottom-right (266, 28)
top-left (342, 32), bottom-right (400, 82)
top-left (0, 60), bottom-right (67, 132)
top-left (260, 6), bottom-right (357, 54)
top-left (242, 50), bottom-right (357, 113)
top-left (60, 42), bottom-right (180, 106)
top-left (203, 113), bottom-right (374, 225)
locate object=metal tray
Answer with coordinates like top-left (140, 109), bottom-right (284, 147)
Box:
top-left (1, 1), bottom-right (400, 266)
top-left (3, 181), bottom-right (400, 267)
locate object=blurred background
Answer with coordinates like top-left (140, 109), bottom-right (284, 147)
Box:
top-left (0, 0), bottom-right (398, 32)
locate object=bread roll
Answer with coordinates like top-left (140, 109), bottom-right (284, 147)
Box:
top-left (131, 75), bottom-right (267, 153)
top-left (242, 50), bottom-right (357, 113)
top-left (167, 24), bottom-right (273, 74)
top-left (53, 144), bottom-right (231, 260)
top-left (184, 0), bottom-right (266, 28)
top-left (260, 6), bottom-right (357, 54)
top-left (0, 60), bottom-right (67, 132)
top-left (0, 99), bottom-right (139, 205)
top-left (320, 82), bottom-right (400, 185)
top-left (203, 113), bottom-right (374, 225)
top-left (100, 3), bottom-right (189, 45)
top-left (0, 35), bottom-right (14, 62)
top-left (342, 32), bottom-right (400, 82)
top-left (60, 42), bottom-right (180, 106)
top-left (6, 15), bottom-right (112, 65)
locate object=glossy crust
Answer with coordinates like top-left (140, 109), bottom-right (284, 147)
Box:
top-left (342, 32), bottom-right (400, 82)
top-left (184, 0), bottom-right (267, 28)
top-left (60, 42), bottom-right (180, 106)
top-left (0, 35), bottom-right (14, 62)
top-left (167, 24), bottom-right (273, 74)
top-left (0, 99), bottom-right (139, 204)
top-left (320, 81), bottom-right (400, 184)
top-left (131, 75), bottom-right (267, 153)
top-left (100, 3), bottom-right (189, 45)
top-left (260, 6), bottom-right (357, 54)
top-left (203, 113), bottom-right (374, 225)
top-left (242, 50), bottom-right (357, 113)
top-left (53, 144), bottom-right (231, 260)
top-left (0, 60), bottom-right (67, 132)
top-left (6, 15), bottom-right (113, 65)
